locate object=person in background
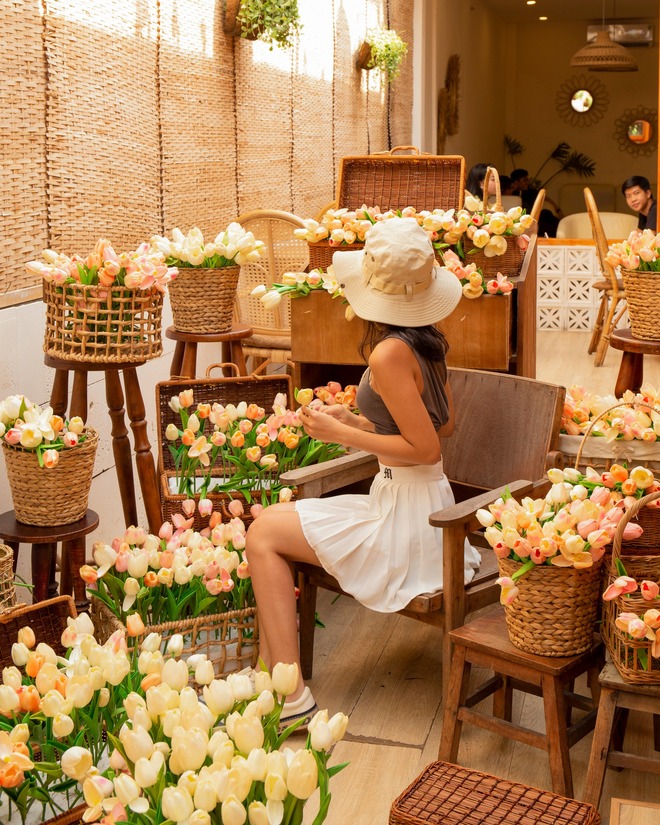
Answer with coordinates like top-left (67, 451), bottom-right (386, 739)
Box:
top-left (499, 175), bottom-right (513, 196)
top-left (464, 163), bottom-right (497, 210)
top-left (621, 175), bottom-right (656, 231)
top-left (246, 218), bottom-right (481, 728)
top-left (511, 167), bottom-right (563, 237)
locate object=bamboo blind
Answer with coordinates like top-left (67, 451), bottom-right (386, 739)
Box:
top-left (0, 0), bottom-right (412, 299)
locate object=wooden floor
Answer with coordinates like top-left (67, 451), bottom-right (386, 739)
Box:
top-left (297, 331), bottom-right (660, 825)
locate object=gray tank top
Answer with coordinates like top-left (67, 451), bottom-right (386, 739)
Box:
top-left (356, 333), bottom-right (450, 435)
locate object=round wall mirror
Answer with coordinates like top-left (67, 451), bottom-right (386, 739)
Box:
top-left (571, 90), bottom-right (593, 113)
top-left (628, 119), bottom-right (652, 144)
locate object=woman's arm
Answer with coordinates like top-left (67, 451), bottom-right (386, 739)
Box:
top-left (320, 405), bottom-right (376, 432)
top-left (298, 338), bottom-right (441, 465)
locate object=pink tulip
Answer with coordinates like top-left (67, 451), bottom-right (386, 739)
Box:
top-left (587, 529), bottom-right (611, 550)
top-left (641, 580), bottom-right (660, 601)
top-left (513, 538), bottom-right (532, 559)
top-left (200, 527), bottom-right (211, 538)
top-left (232, 533), bottom-right (246, 551)
top-left (237, 561), bottom-right (250, 579)
top-left (220, 569), bottom-right (235, 592)
top-left (590, 486), bottom-right (611, 506)
top-left (182, 499), bottom-right (195, 517)
top-left (198, 498), bottom-right (213, 517)
top-left (529, 548), bottom-right (546, 564)
top-left (496, 576), bottom-right (519, 604)
top-left (250, 504), bottom-right (264, 520)
top-left (171, 514), bottom-right (194, 530)
top-left (603, 576), bottom-right (638, 600)
top-left (206, 579), bottom-right (223, 595)
top-left (577, 519), bottom-right (599, 539)
top-left (627, 618), bottom-right (648, 639)
top-left (643, 608), bottom-right (660, 628)
top-left (114, 551), bottom-right (130, 573)
top-left (227, 499), bottom-right (244, 517)
top-left (622, 522), bottom-right (644, 541)
top-left (209, 511), bottom-right (222, 529)
top-left (4, 428), bottom-right (22, 445)
top-left (159, 521), bottom-right (173, 541)
top-left (79, 565), bottom-right (98, 584)
top-left (204, 561), bottom-right (219, 580)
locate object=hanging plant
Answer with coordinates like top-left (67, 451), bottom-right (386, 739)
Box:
top-left (357, 28), bottom-right (408, 82)
top-left (224, 0), bottom-right (302, 50)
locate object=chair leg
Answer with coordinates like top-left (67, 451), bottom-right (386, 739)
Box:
top-left (583, 685), bottom-right (618, 809)
top-left (297, 570), bottom-right (318, 680)
top-left (595, 295), bottom-right (619, 367)
top-left (588, 292), bottom-right (607, 355)
top-left (541, 673), bottom-right (573, 797)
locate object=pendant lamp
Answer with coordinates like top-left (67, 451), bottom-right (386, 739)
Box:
top-left (570, 0), bottom-right (638, 72)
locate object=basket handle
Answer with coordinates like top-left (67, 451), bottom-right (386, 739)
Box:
top-left (205, 362), bottom-right (241, 378)
top-left (574, 400), bottom-right (660, 470)
top-left (611, 488), bottom-right (660, 572)
top-left (482, 166), bottom-right (503, 213)
top-left (388, 146), bottom-right (420, 155)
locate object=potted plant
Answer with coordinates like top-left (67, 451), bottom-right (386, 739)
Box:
top-left (357, 28), bottom-right (408, 82)
top-left (224, 0), bottom-right (302, 50)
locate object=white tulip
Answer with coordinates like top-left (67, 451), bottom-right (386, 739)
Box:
top-left (271, 663), bottom-right (298, 697)
top-left (232, 716), bottom-right (264, 754)
top-left (286, 749), bottom-right (318, 799)
top-left (61, 746), bottom-right (93, 780)
top-left (203, 679), bottom-right (235, 716)
top-left (221, 796), bottom-right (247, 825)
top-left (134, 750), bottom-right (165, 788)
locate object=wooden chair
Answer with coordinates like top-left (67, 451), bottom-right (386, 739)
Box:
top-left (234, 210), bottom-right (308, 373)
top-left (585, 187), bottom-right (627, 367)
top-left (281, 368), bottom-right (565, 701)
top-left (530, 188), bottom-right (546, 223)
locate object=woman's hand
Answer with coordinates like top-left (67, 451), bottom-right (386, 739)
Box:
top-left (298, 405), bottom-right (348, 444)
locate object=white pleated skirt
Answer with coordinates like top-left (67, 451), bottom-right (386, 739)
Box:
top-left (295, 461), bottom-right (481, 613)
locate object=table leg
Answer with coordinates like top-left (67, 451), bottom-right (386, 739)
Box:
top-left (170, 341), bottom-right (185, 378)
top-left (229, 342), bottom-right (248, 376)
top-left (31, 542), bottom-right (56, 604)
top-left (583, 686), bottom-right (618, 808)
top-left (5, 540), bottom-right (19, 574)
top-left (181, 342), bottom-right (198, 379)
top-left (70, 370), bottom-right (88, 420)
top-left (615, 352), bottom-right (644, 397)
top-left (62, 538), bottom-right (87, 606)
top-left (542, 673), bottom-right (573, 797)
top-left (438, 646), bottom-right (470, 762)
top-left (105, 369), bottom-right (139, 527)
top-left (50, 369), bottom-right (69, 418)
top-left (122, 367), bottom-right (162, 533)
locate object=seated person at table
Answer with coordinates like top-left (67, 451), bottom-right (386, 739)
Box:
top-left (246, 218), bottom-right (481, 727)
top-left (622, 175), bottom-right (656, 231)
top-left (511, 168), bottom-right (562, 237)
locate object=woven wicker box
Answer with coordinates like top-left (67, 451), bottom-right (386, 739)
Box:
top-left (389, 762), bottom-right (601, 825)
top-left (336, 151), bottom-right (465, 212)
top-left (0, 596), bottom-right (76, 663)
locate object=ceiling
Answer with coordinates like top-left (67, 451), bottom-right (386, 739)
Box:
top-left (486, 0), bottom-right (659, 24)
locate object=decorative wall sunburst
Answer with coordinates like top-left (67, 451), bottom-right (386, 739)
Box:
top-left (614, 106), bottom-right (658, 157)
top-left (555, 74), bottom-right (608, 127)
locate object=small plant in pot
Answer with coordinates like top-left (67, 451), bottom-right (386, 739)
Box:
top-left (357, 27), bottom-right (408, 82)
top-left (225, 0), bottom-right (302, 50)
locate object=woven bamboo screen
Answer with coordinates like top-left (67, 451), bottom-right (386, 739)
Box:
top-left (0, 0), bottom-right (412, 301)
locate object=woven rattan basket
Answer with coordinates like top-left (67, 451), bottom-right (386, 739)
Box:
top-left (91, 598), bottom-right (258, 677)
top-left (0, 544), bottom-right (16, 613)
top-left (168, 265), bottom-right (241, 333)
top-left (44, 805), bottom-right (86, 825)
top-left (43, 281), bottom-right (163, 363)
top-left (0, 596), bottom-right (76, 663)
top-left (461, 166), bottom-right (527, 278)
top-left (602, 489), bottom-right (660, 685)
top-left (389, 761), bottom-right (601, 825)
top-left (498, 557), bottom-right (602, 657)
top-left (2, 428), bottom-right (98, 527)
top-left (620, 268), bottom-right (660, 341)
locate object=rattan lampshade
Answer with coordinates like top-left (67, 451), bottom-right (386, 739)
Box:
top-left (570, 29), bottom-right (638, 72)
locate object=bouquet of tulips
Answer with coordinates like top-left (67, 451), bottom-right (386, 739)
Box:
top-left (83, 501), bottom-right (255, 625)
top-left (251, 267), bottom-right (343, 310)
top-left (150, 224), bottom-right (265, 269)
top-left (606, 228), bottom-right (660, 272)
top-left (440, 248), bottom-right (513, 299)
top-left (0, 394), bottom-right (91, 468)
top-left (476, 465), bottom-right (658, 603)
top-left (26, 238), bottom-right (177, 292)
top-left (561, 384), bottom-right (660, 441)
top-left (0, 615), bottom-right (348, 825)
top-left (304, 381), bottom-right (358, 412)
top-left (165, 388), bottom-right (346, 502)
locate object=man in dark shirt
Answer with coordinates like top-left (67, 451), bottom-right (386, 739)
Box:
top-left (622, 175), bottom-right (657, 231)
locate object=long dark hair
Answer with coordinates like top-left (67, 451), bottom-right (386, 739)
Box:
top-left (358, 321), bottom-right (448, 362)
top-left (465, 163), bottom-right (492, 196)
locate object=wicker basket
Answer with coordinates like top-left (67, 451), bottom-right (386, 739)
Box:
top-left (602, 490), bottom-right (660, 685)
top-left (43, 281), bottom-right (163, 363)
top-left (0, 596), bottom-right (76, 663)
top-left (0, 544), bottom-right (16, 613)
top-left (389, 761), bottom-right (601, 825)
top-left (461, 166), bottom-right (527, 278)
top-left (168, 266), bottom-right (241, 334)
top-left (2, 428), bottom-right (98, 527)
top-left (498, 557), bottom-right (603, 657)
top-left (43, 805), bottom-right (86, 825)
top-left (620, 268), bottom-right (660, 341)
top-left (91, 598), bottom-right (258, 677)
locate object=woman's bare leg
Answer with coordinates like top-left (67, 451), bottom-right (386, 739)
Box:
top-left (246, 502), bottom-right (323, 701)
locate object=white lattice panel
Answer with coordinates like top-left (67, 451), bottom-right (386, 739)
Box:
top-left (566, 277), bottom-right (594, 305)
top-left (538, 246), bottom-right (563, 274)
top-left (538, 276), bottom-right (563, 304)
top-left (566, 247), bottom-right (597, 275)
top-left (538, 306), bottom-right (563, 329)
top-left (566, 306), bottom-right (594, 331)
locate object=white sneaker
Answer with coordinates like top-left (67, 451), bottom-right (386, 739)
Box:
top-left (279, 687), bottom-right (318, 732)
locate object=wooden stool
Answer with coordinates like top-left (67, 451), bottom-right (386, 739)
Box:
top-left (0, 509), bottom-right (99, 606)
top-left (439, 610), bottom-right (603, 798)
top-left (609, 329), bottom-right (660, 397)
top-left (583, 661), bottom-right (660, 810)
top-left (46, 355), bottom-right (162, 533)
top-left (166, 324), bottom-right (253, 378)
top-left (390, 761), bottom-right (602, 825)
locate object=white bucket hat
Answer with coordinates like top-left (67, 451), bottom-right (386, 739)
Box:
top-left (332, 217), bottom-right (462, 327)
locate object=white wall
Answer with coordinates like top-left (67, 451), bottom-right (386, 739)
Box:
top-left (0, 297), bottom-right (225, 590)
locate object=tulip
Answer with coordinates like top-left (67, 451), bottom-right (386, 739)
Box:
top-left (0, 685), bottom-right (20, 713)
top-left (83, 773), bottom-right (114, 808)
top-left (68, 416), bottom-right (85, 434)
top-left (61, 746), bottom-right (93, 780)
top-left (126, 614), bottom-right (146, 637)
top-left (121, 725), bottom-right (155, 763)
top-left (167, 634), bottom-right (185, 657)
top-left (194, 777), bottom-right (218, 811)
top-left (2, 667), bottom-right (21, 690)
top-left (195, 659), bottom-right (215, 686)
top-left (222, 796), bottom-right (247, 825)
top-left (53, 713), bottom-right (75, 738)
top-left (287, 748), bottom-right (318, 799)
top-left (232, 715), bottom-right (265, 754)
top-left (134, 750), bottom-right (165, 788)
top-left (141, 632), bottom-right (162, 653)
top-left (190, 812), bottom-right (212, 825)
top-left (114, 773), bottom-right (150, 813)
top-left (328, 711), bottom-right (349, 743)
top-left (162, 658), bottom-right (189, 692)
top-left (203, 679), bottom-right (235, 716)
top-left (166, 423), bottom-right (180, 441)
top-left (247, 801), bottom-right (269, 825)
top-left (17, 626), bottom-right (36, 649)
top-left (641, 580), bottom-right (660, 601)
top-left (496, 576), bottom-right (519, 605)
top-left (11, 642), bottom-right (30, 667)
top-left (271, 662), bottom-right (298, 697)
